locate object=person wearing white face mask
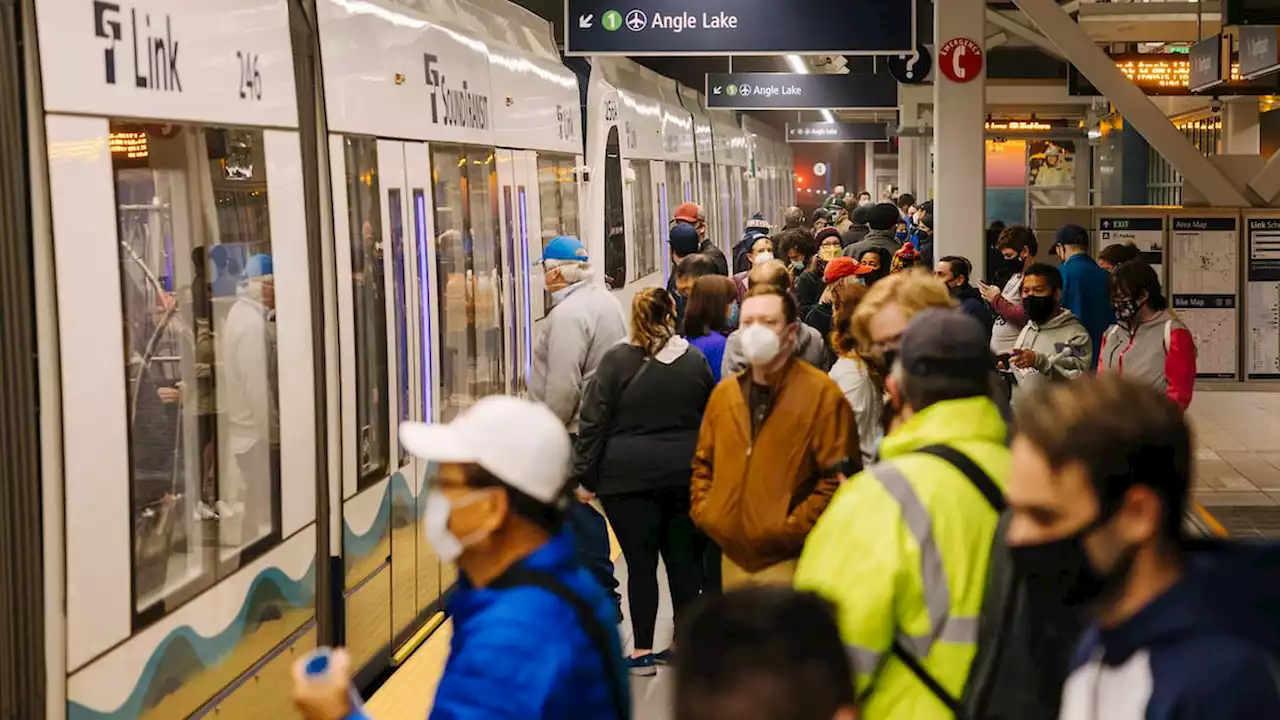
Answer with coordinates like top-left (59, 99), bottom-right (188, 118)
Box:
top-left (691, 285), bottom-right (861, 589)
top-left (292, 397), bottom-right (629, 720)
top-left (722, 260), bottom-right (828, 376)
top-left (528, 235), bottom-right (627, 620)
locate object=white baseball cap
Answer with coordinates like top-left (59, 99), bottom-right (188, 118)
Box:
top-left (398, 395), bottom-right (571, 505)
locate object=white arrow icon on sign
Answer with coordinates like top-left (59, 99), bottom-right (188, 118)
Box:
top-left (579, 14), bottom-right (593, 28)
top-left (713, 86), bottom-right (722, 94)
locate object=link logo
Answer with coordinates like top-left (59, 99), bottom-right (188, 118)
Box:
top-left (92, 0), bottom-right (183, 92)
top-left (423, 53), bottom-right (489, 131)
top-left (93, 1), bottom-right (122, 84)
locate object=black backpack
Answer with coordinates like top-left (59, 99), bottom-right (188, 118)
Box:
top-left (891, 446), bottom-right (1083, 720)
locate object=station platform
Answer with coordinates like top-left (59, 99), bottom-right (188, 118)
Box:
top-left (367, 388), bottom-right (1280, 718)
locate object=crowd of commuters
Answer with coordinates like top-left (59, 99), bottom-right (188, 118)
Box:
top-left (293, 191), bottom-right (1280, 720)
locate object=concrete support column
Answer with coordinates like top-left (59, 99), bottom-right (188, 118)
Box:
top-left (934, 0), bottom-right (987, 276)
top-left (864, 142), bottom-right (877, 196)
top-left (899, 96), bottom-right (920, 194)
top-left (1224, 98), bottom-right (1261, 155)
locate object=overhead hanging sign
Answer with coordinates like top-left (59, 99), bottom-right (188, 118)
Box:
top-left (787, 122), bottom-right (890, 143)
top-left (565, 0), bottom-right (912, 56)
top-left (1069, 52), bottom-right (1280, 96)
top-left (706, 72), bottom-right (898, 110)
top-left (1240, 26), bottom-right (1280, 80)
top-left (1188, 35), bottom-right (1226, 92)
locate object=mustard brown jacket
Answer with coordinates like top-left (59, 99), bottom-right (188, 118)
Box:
top-left (691, 359), bottom-right (861, 572)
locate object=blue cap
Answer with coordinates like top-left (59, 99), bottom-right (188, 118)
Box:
top-left (245, 253), bottom-right (273, 277)
top-left (668, 223), bottom-right (700, 257)
top-left (540, 236), bottom-right (589, 262)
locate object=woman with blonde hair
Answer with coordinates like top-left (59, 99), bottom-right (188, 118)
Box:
top-left (571, 287), bottom-right (715, 675)
top-left (828, 281), bottom-right (883, 466)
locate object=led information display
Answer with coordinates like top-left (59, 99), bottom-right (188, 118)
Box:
top-left (1068, 53), bottom-right (1280, 96)
top-left (565, 0), bottom-right (912, 55)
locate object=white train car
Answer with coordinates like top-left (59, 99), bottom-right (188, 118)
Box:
top-left (1, 0), bottom-right (793, 716)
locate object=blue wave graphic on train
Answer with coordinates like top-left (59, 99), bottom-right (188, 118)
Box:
top-left (67, 563), bottom-right (315, 719)
top-left (342, 472), bottom-right (415, 562)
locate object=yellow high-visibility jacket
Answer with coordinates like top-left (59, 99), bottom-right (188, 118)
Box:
top-left (795, 396), bottom-right (1011, 720)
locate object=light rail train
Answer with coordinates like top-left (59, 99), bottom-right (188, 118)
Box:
top-left (0, 0), bottom-right (792, 717)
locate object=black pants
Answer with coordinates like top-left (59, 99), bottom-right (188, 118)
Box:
top-left (694, 532), bottom-right (723, 597)
top-left (602, 486), bottom-right (702, 651)
top-left (567, 501), bottom-right (621, 610)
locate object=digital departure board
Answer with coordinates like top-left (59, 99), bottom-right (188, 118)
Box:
top-left (1068, 53), bottom-right (1280, 96)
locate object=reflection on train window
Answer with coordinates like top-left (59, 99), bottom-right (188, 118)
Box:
top-left (111, 122), bottom-right (282, 622)
top-left (431, 144), bottom-right (504, 422)
top-left (699, 162), bottom-right (713, 237)
top-left (389, 188), bottom-right (410, 466)
top-left (630, 161), bottom-right (656, 280)
top-left (344, 137), bottom-right (390, 488)
top-left (536, 152), bottom-right (579, 315)
top-left (664, 163), bottom-right (682, 224)
top-left (603, 127), bottom-right (626, 290)
top-left (412, 189), bottom-right (434, 421)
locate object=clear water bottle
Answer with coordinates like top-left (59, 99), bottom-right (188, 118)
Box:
top-left (301, 647), bottom-right (366, 714)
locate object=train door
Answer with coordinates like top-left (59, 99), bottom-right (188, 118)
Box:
top-left (732, 170), bottom-right (745, 233)
top-left (681, 162), bottom-right (693, 204)
top-left (496, 149), bottom-right (537, 395)
top-left (662, 160), bottom-right (680, 284)
top-left (402, 143), bottom-right (445, 641)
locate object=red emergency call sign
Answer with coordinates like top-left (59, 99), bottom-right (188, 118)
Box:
top-left (938, 37), bottom-right (983, 83)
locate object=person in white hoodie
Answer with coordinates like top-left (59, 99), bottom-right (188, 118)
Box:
top-left (1007, 263), bottom-right (1093, 411)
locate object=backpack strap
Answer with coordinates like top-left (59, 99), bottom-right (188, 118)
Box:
top-left (883, 445), bottom-right (1006, 718)
top-left (1164, 318), bottom-right (1172, 354)
top-left (916, 445), bottom-right (1006, 513)
top-left (490, 566), bottom-right (628, 719)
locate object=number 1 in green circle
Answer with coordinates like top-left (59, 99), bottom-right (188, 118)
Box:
top-left (602, 10), bottom-right (622, 31)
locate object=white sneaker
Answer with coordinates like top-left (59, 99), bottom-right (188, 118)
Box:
top-left (194, 503), bottom-right (220, 521)
top-left (215, 500), bottom-right (238, 519)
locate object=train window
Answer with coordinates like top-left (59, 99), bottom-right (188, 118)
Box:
top-left (699, 162), bottom-right (713, 236)
top-left (343, 137), bottom-right (390, 488)
top-left (468, 151), bottom-right (504, 402)
top-left (664, 164), bottom-right (681, 224)
top-left (630, 161), bottom-right (656, 280)
top-left (113, 122), bottom-right (282, 620)
top-left (388, 188), bottom-right (410, 465)
top-left (412, 189), bottom-right (434, 420)
top-left (431, 144), bottom-right (504, 422)
top-left (535, 153), bottom-right (579, 315)
top-left (603, 128), bottom-right (627, 290)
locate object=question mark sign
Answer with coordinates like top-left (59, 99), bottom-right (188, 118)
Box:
top-left (904, 49), bottom-right (921, 80)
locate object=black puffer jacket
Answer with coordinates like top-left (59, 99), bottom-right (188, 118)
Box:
top-left (571, 337), bottom-right (715, 496)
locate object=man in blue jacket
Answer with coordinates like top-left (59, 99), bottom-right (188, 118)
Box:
top-left (1006, 376), bottom-right (1280, 719)
top-left (293, 396), bottom-right (628, 720)
top-left (1053, 224), bottom-right (1114, 365)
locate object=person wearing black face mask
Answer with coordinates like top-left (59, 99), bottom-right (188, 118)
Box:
top-left (1006, 376), bottom-right (1280, 720)
top-left (979, 225), bottom-right (1039, 356)
top-left (1004, 263), bottom-right (1092, 412)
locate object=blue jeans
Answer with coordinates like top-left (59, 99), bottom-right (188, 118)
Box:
top-left (568, 501), bottom-right (621, 612)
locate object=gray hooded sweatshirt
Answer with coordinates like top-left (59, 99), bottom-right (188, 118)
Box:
top-left (1010, 308), bottom-right (1093, 410)
top-left (721, 323), bottom-right (827, 378)
top-left (529, 279), bottom-right (628, 433)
